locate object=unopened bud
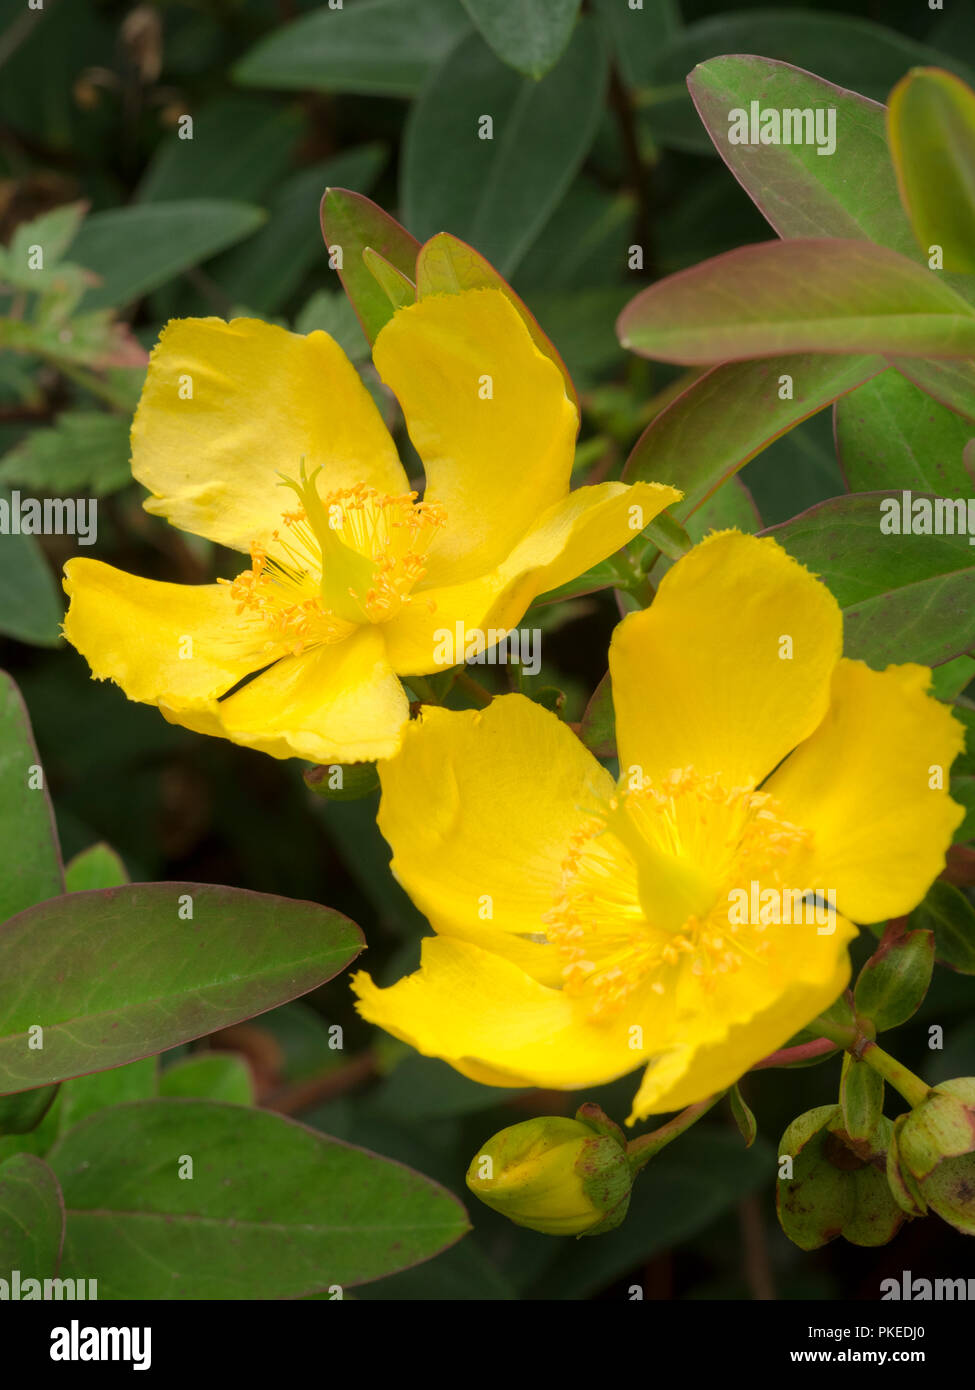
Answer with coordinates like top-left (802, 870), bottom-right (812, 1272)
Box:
top-left (466, 1114), bottom-right (631, 1237)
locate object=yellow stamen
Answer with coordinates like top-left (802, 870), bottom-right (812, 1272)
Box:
top-left (220, 468), bottom-right (447, 655)
top-left (543, 767), bottom-right (812, 1020)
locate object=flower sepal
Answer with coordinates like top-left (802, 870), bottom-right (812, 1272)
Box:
top-left (776, 1105), bottom-right (906, 1250)
top-left (890, 1078), bottom-right (975, 1234)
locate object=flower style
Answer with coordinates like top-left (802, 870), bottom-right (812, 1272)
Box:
top-left (352, 531), bottom-right (964, 1120)
top-left (62, 288), bottom-right (678, 763)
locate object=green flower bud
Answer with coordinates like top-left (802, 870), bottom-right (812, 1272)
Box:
top-left (854, 928), bottom-right (935, 1031)
top-left (466, 1115), bottom-right (632, 1237)
top-left (894, 1078), bottom-right (975, 1235)
top-left (777, 1105), bottom-right (905, 1250)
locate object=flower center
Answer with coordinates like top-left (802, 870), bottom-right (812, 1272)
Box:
top-left (221, 468), bottom-right (446, 655)
top-left (542, 767), bottom-right (812, 1019)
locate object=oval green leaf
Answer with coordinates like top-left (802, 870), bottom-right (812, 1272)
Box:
top-left (402, 18), bottom-right (608, 276)
top-left (460, 0), bottom-right (581, 79)
top-left (0, 884), bottom-right (364, 1093)
top-left (618, 239), bottom-right (975, 364)
top-left (761, 493), bottom-right (975, 667)
top-left (320, 189), bottom-right (420, 346)
top-left (836, 369), bottom-right (975, 494)
top-left (888, 67), bottom-right (975, 274)
top-left (48, 1099), bottom-right (469, 1298)
top-left (624, 355), bottom-right (885, 517)
top-left (0, 669), bottom-right (63, 921)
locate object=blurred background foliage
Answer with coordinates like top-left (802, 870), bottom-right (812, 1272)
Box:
top-left (2, 0), bottom-right (974, 1299)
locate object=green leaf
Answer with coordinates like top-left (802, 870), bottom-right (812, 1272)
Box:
top-left (460, 0), bottom-right (580, 79)
top-left (0, 670), bottom-right (63, 921)
top-left (645, 11), bottom-right (975, 155)
top-left (618, 239), bottom-right (975, 364)
top-left (0, 498), bottom-right (63, 646)
top-left (579, 671), bottom-right (615, 759)
top-left (48, 1099), bottom-right (469, 1297)
top-left (137, 96), bottom-right (302, 204)
top-left (910, 881), bottom-right (975, 974)
top-left (0, 412), bottom-right (132, 497)
top-left (762, 494), bottom-right (975, 667)
top-left (363, 247), bottom-right (415, 310)
top-left (70, 201), bottom-right (266, 311)
top-left (839, 1055), bottom-right (885, 1143)
top-left (0, 1153), bottom-right (64, 1279)
top-left (950, 705), bottom-right (975, 842)
top-left (320, 190), bottom-right (420, 346)
top-left (0, 883), bottom-right (363, 1092)
top-left (930, 655), bottom-right (975, 700)
top-left (304, 761), bottom-right (380, 801)
top-left (836, 370), bottom-right (975, 494)
top-left (893, 357), bottom-right (975, 423)
top-left (56, 1059), bottom-right (158, 1136)
top-left (623, 356), bottom-right (886, 518)
top-left (7, 200), bottom-right (86, 272)
top-left (402, 18), bottom-right (608, 277)
top-left (729, 1085), bottom-right (758, 1148)
top-left (854, 929), bottom-right (936, 1031)
top-left (234, 0), bottom-right (470, 98)
top-left (212, 145), bottom-right (387, 316)
top-left (888, 67), bottom-right (975, 273)
top-left (159, 1054), bottom-right (255, 1106)
top-left (688, 56), bottom-right (924, 258)
top-left (686, 55), bottom-right (975, 416)
top-left (64, 842), bottom-right (128, 892)
top-left (0, 1085), bottom-right (59, 1137)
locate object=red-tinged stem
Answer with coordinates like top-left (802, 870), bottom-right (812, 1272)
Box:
top-left (626, 1091), bottom-right (725, 1174)
top-left (751, 1037), bottom-right (839, 1070)
top-left (455, 669), bottom-right (493, 707)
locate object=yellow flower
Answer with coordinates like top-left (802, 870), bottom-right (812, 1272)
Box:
top-left (62, 289), bottom-right (678, 764)
top-left (352, 531), bottom-right (964, 1121)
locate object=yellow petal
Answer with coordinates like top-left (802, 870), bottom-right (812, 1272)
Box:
top-left (383, 481), bottom-right (680, 675)
top-left (377, 696), bottom-right (614, 983)
top-left (610, 531), bottom-right (842, 788)
top-left (373, 288), bottom-right (578, 585)
top-left (766, 660), bottom-right (965, 923)
top-left (132, 317), bottom-right (407, 553)
top-left (629, 914), bottom-right (857, 1119)
top-left (163, 625), bottom-right (410, 765)
top-left (352, 936), bottom-right (639, 1090)
top-left (63, 557), bottom-right (266, 705)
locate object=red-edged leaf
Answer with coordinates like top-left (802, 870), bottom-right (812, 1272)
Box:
top-left (618, 239), bottom-right (975, 364)
top-left (320, 188), bottom-right (419, 345)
